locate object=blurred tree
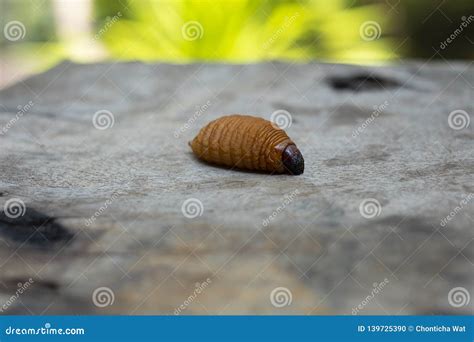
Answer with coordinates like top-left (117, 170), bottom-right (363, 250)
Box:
top-left (0, 0), bottom-right (56, 46)
top-left (0, 0), bottom-right (60, 88)
top-left (0, 0), bottom-right (471, 81)
top-left (356, 0), bottom-right (474, 60)
top-left (94, 0), bottom-right (395, 63)
top-left (397, 0), bottom-right (473, 59)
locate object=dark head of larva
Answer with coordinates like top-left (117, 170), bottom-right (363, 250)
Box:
top-left (282, 145), bottom-right (304, 175)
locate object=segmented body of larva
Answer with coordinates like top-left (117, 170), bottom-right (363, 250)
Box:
top-left (189, 114), bottom-right (304, 175)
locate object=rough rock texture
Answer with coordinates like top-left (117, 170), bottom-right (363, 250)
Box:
top-left (0, 61), bottom-right (472, 315)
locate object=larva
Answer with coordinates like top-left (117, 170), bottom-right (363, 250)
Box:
top-left (189, 114), bottom-right (304, 175)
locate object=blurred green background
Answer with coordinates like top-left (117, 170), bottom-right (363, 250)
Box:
top-left (0, 0), bottom-right (473, 88)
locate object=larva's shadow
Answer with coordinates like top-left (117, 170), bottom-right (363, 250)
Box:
top-left (187, 152), bottom-right (294, 176)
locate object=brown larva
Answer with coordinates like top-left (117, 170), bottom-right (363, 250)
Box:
top-left (189, 114), bottom-right (304, 175)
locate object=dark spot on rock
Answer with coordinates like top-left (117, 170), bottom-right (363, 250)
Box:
top-left (462, 185), bottom-right (474, 193)
top-left (31, 279), bottom-right (61, 292)
top-left (324, 148), bottom-right (390, 167)
top-left (327, 74), bottom-right (402, 91)
top-left (455, 132), bottom-right (474, 140)
top-left (0, 192), bottom-right (6, 197)
top-left (0, 278), bottom-right (59, 292)
top-left (402, 161), bottom-right (471, 180)
top-left (272, 102), bottom-right (321, 116)
top-left (217, 92), bottom-right (235, 101)
top-left (324, 158), bottom-right (347, 167)
top-left (329, 105), bottom-right (382, 126)
top-left (0, 208), bottom-right (73, 248)
top-left (373, 215), bottom-right (435, 235)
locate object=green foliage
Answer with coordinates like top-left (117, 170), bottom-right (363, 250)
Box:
top-left (98, 0), bottom-right (396, 63)
top-left (0, 0), bottom-right (56, 46)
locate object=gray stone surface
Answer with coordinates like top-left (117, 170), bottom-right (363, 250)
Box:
top-left (0, 61), bottom-right (472, 315)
